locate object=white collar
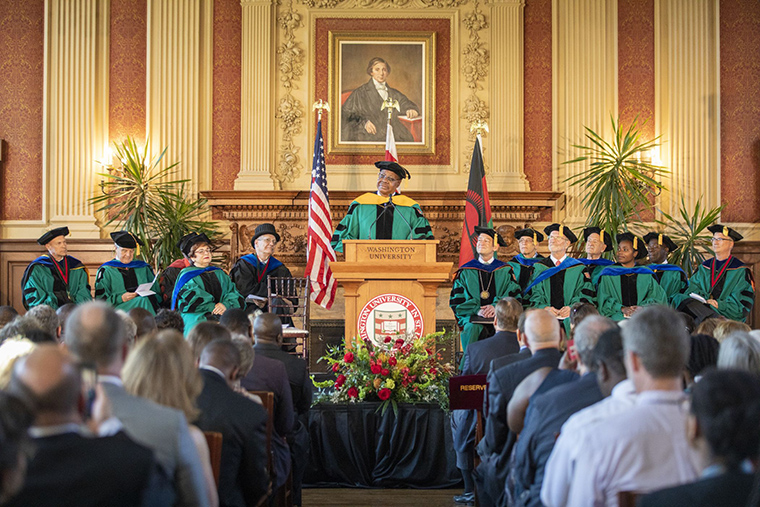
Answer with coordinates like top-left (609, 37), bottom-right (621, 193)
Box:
top-left (372, 78), bottom-right (387, 90)
top-left (29, 423), bottom-right (87, 438)
top-left (550, 254), bottom-right (567, 265)
top-left (200, 365), bottom-right (227, 380)
top-left (478, 256), bottom-right (495, 265)
top-left (98, 375), bottom-right (123, 387)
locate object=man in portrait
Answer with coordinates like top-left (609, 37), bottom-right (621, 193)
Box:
top-left (341, 56), bottom-right (420, 143)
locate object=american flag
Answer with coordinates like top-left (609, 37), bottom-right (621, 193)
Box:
top-left (306, 119), bottom-right (336, 309)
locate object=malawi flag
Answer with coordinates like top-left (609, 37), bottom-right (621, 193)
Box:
top-left (458, 135), bottom-right (492, 267)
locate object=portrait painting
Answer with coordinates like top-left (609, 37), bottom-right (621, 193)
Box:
top-left (328, 31), bottom-right (436, 155)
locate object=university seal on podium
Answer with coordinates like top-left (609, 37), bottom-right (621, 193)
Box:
top-left (357, 293), bottom-right (425, 345)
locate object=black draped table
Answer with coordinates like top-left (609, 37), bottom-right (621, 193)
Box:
top-left (303, 402), bottom-right (461, 488)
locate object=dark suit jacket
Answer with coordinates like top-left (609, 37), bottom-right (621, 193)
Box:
top-left (241, 354), bottom-right (295, 438)
top-left (6, 431), bottom-right (161, 507)
top-left (637, 470), bottom-right (755, 507)
top-left (254, 342), bottom-right (313, 417)
top-left (489, 347), bottom-right (532, 376)
top-left (196, 368), bottom-right (269, 507)
top-left (462, 330), bottom-right (520, 375)
top-left (341, 78), bottom-right (419, 142)
top-left (512, 372), bottom-right (603, 506)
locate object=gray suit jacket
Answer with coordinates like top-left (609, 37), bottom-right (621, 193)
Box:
top-left (101, 379), bottom-right (209, 507)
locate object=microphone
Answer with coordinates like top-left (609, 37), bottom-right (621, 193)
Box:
top-left (388, 195), bottom-right (414, 240)
top-left (367, 198), bottom-right (393, 239)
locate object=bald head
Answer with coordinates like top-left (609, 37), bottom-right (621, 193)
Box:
top-left (524, 309), bottom-right (561, 351)
top-left (253, 313), bottom-right (283, 345)
top-left (64, 301), bottom-right (126, 371)
top-left (10, 344), bottom-right (81, 418)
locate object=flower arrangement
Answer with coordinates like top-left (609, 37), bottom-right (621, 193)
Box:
top-left (313, 331), bottom-right (455, 414)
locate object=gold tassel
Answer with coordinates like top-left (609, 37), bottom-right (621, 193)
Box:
top-left (658, 234), bottom-right (663, 246)
top-left (129, 232), bottom-right (140, 257)
top-left (723, 226), bottom-right (729, 238)
top-left (559, 225), bottom-right (564, 238)
top-left (633, 237), bottom-right (638, 249)
top-left (533, 232), bottom-right (537, 244)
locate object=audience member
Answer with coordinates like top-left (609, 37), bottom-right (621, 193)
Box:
top-left (6, 345), bottom-right (163, 506)
top-left (156, 308), bottom-right (185, 334)
top-left (542, 327), bottom-right (636, 506)
top-left (188, 321), bottom-right (232, 364)
top-left (639, 369), bottom-right (760, 507)
top-left (694, 317), bottom-right (721, 338)
top-left (128, 306), bottom-right (157, 341)
top-left (488, 308), bottom-right (536, 373)
top-left (716, 331), bottom-right (760, 373)
top-left (63, 301), bottom-right (209, 507)
top-left (25, 305), bottom-right (59, 339)
top-left (0, 316), bottom-right (45, 343)
top-left (0, 306), bottom-right (18, 330)
top-left (123, 329), bottom-right (219, 507)
top-left (568, 301), bottom-right (598, 337)
top-left (55, 302), bottom-right (77, 339)
top-left (0, 391), bottom-right (33, 505)
top-left (230, 336), bottom-right (263, 405)
top-left (196, 339), bottom-right (270, 507)
top-left (0, 337), bottom-right (36, 389)
top-left (510, 316), bottom-right (616, 505)
top-left (220, 308), bottom-right (251, 337)
top-left (685, 334), bottom-right (720, 386)
top-left (566, 305), bottom-right (702, 505)
top-left (116, 309), bottom-right (137, 347)
top-left (712, 319), bottom-right (751, 343)
top-left (475, 309), bottom-right (563, 507)
top-left (252, 313), bottom-right (313, 506)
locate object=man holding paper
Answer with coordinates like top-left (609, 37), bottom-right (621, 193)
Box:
top-left (94, 231), bottom-right (160, 314)
top-left (674, 224), bottom-right (755, 323)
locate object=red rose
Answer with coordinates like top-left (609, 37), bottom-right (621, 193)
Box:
top-left (378, 388), bottom-right (391, 400)
top-left (344, 352), bottom-right (354, 363)
top-left (332, 363), bottom-right (340, 373)
top-left (395, 338), bottom-right (405, 346)
top-left (426, 348), bottom-right (433, 356)
top-left (370, 364), bottom-right (382, 374)
top-left (388, 357), bottom-right (397, 366)
top-left (335, 374), bottom-right (346, 388)
top-left (384, 336), bottom-right (392, 343)
top-left (429, 367), bottom-right (438, 375)
top-left (347, 387), bottom-right (359, 398)
top-left (381, 368), bottom-right (390, 376)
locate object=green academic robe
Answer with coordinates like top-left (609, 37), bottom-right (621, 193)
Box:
top-left (330, 193), bottom-right (433, 252)
top-left (525, 258), bottom-right (595, 335)
top-left (673, 257), bottom-right (755, 322)
top-left (174, 266), bottom-right (245, 334)
top-left (94, 261), bottom-right (159, 314)
top-left (647, 264), bottom-right (688, 306)
top-left (507, 254), bottom-right (545, 298)
top-left (449, 259), bottom-right (521, 353)
top-left (21, 255), bottom-right (92, 310)
top-left (595, 266), bottom-right (668, 321)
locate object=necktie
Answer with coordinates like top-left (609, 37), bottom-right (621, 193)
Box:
top-left (555, 260), bottom-right (561, 267)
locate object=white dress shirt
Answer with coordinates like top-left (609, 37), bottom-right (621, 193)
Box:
top-left (565, 389), bottom-right (704, 507)
top-left (373, 78), bottom-right (389, 101)
top-left (540, 379), bottom-right (637, 507)
top-left (478, 256), bottom-right (495, 265)
top-left (550, 254), bottom-right (567, 266)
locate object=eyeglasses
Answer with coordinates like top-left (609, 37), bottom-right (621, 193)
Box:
top-left (194, 248), bottom-right (211, 255)
top-left (378, 173), bottom-right (400, 183)
top-left (711, 237), bottom-right (732, 243)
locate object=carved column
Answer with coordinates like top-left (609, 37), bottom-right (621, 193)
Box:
top-left (235, 0), bottom-right (276, 190)
top-left (146, 0), bottom-right (211, 194)
top-left (489, 0), bottom-right (530, 191)
top-left (44, 0), bottom-right (109, 237)
top-left (552, 0), bottom-right (618, 224)
top-left (655, 0), bottom-right (720, 215)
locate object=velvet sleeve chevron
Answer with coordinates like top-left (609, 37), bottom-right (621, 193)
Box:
top-left (330, 202), bottom-right (360, 253)
top-left (176, 277), bottom-right (216, 316)
top-left (411, 205), bottom-right (434, 240)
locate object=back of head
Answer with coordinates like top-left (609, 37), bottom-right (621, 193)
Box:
top-left (253, 313), bottom-right (283, 344)
top-left (128, 307), bottom-right (157, 339)
top-left (117, 310), bottom-right (137, 347)
top-left (495, 297), bottom-right (523, 331)
top-left (155, 309), bottom-right (185, 334)
top-left (569, 302), bottom-right (599, 331)
top-left (220, 308), bottom-right (251, 337)
top-left (64, 301), bottom-right (126, 369)
top-left (695, 317), bottom-right (722, 338)
top-left (524, 309), bottom-right (561, 349)
top-left (687, 334), bottom-right (720, 378)
top-left (9, 344), bottom-right (81, 418)
top-left (691, 369), bottom-right (760, 468)
top-left (622, 305), bottom-right (690, 378)
top-left (0, 338), bottom-right (37, 390)
top-left (55, 303), bottom-right (77, 338)
top-left (717, 332), bottom-right (760, 374)
top-left (593, 328), bottom-right (626, 377)
top-left (713, 320), bottom-right (751, 344)
top-left (0, 306), bottom-right (18, 329)
top-left (0, 315), bottom-right (44, 343)
top-left (25, 305), bottom-right (59, 338)
top-left (200, 339), bottom-right (241, 374)
top-left (574, 315), bottom-right (617, 369)
top-left (188, 322), bottom-right (232, 362)
top-left (122, 330), bottom-right (202, 422)
top-left (231, 335), bottom-right (255, 378)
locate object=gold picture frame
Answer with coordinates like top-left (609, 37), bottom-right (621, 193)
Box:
top-left (328, 31), bottom-right (436, 156)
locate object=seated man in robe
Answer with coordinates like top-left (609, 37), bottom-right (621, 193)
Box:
top-left (508, 228), bottom-right (545, 293)
top-left (21, 227), bottom-right (92, 310)
top-left (525, 224), bottom-right (594, 336)
top-left (158, 232), bottom-right (195, 308)
top-left (450, 226), bottom-right (521, 353)
top-left (643, 232), bottom-right (688, 306)
top-left (577, 227), bottom-right (614, 288)
top-left (330, 161), bottom-right (433, 253)
top-left (94, 231), bottom-right (159, 314)
top-left (674, 224), bottom-right (755, 323)
top-left (230, 223), bottom-right (293, 315)
top-left (595, 233), bottom-right (667, 321)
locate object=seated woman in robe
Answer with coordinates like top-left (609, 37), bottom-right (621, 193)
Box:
top-left (95, 231), bottom-right (159, 314)
top-left (172, 233), bottom-right (244, 334)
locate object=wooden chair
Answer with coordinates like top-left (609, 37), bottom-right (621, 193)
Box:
top-left (248, 390), bottom-right (292, 507)
top-left (203, 431), bottom-right (223, 487)
top-left (618, 491), bottom-right (639, 507)
top-left (268, 277), bottom-right (310, 361)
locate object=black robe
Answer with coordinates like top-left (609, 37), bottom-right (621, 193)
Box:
top-left (341, 78), bottom-right (419, 142)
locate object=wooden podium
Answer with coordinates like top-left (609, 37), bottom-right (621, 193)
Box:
top-left (330, 240), bottom-right (453, 344)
